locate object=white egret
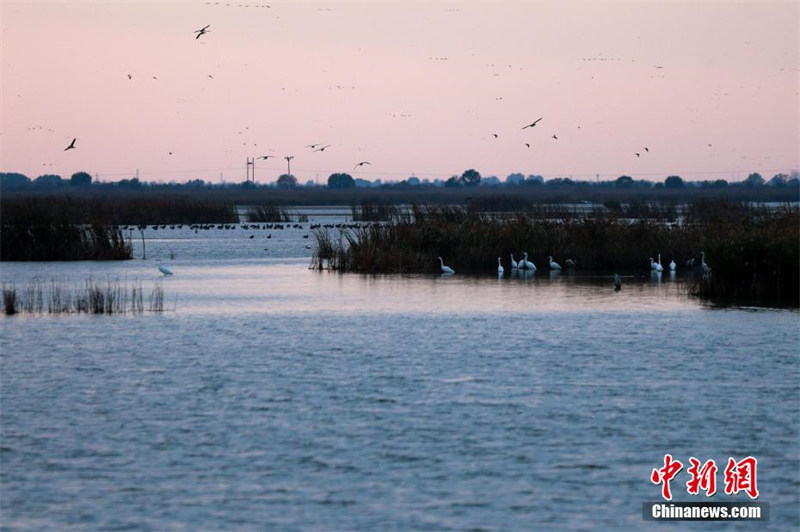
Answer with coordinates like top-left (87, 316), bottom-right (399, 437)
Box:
top-left (497, 257), bottom-right (504, 275)
top-left (548, 256), bottom-right (562, 270)
top-left (510, 253), bottom-right (519, 270)
top-left (669, 260), bottom-right (676, 271)
top-left (700, 251), bottom-right (711, 274)
top-left (438, 256), bottom-right (455, 274)
top-left (158, 265), bottom-right (174, 276)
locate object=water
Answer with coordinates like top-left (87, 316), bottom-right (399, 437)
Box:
top-left (1, 219), bottom-right (798, 530)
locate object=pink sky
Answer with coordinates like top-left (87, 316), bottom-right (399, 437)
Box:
top-left (2, 1), bottom-right (798, 184)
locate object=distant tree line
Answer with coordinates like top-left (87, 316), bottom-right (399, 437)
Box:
top-left (2, 169), bottom-right (797, 192)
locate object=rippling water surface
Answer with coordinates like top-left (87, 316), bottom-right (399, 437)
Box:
top-left (1, 221), bottom-right (798, 530)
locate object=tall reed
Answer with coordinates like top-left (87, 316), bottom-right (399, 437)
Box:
top-left (2, 277), bottom-right (173, 315)
top-left (313, 202), bottom-right (799, 305)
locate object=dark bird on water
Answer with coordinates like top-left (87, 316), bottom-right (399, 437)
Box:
top-left (64, 138), bottom-right (77, 151)
top-left (354, 161), bottom-right (371, 169)
top-left (194, 25), bottom-right (210, 39)
top-left (522, 117), bottom-right (543, 129)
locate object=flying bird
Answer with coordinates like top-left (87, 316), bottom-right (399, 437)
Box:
top-left (127, 74), bottom-right (132, 79)
top-left (552, 134), bottom-right (558, 140)
top-left (644, 147), bottom-right (649, 152)
top-left (522, 117), bottom-right (543, 129)
top-left (313, 144), bottom-right (331, 152)
top-left (305, 143), bottom-right (321, 149)
top-left (194, 25), bottom-right (210, 39)
top-left (525, 143), bottom-right (530, 148)
top-left (635, 153), bottom-right (640, 157)
top-left (64, 138), bottom-right (77, 151)
top-left (354, 161), bottom-right (371, 169)
top-left (492, 133), bottom-right (498, 138)
top-left (259, 155), bottom-right (274, 160)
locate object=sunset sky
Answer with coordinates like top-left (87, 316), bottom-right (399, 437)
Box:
top-left (2, 1), bottom-right (798, 184)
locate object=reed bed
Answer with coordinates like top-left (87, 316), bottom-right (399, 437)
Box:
top-left (1, 200), bottom-right (133, 261)
top-left (2, 278), bottom-right (169, 315)
top-left (246, 204), bottom-right (293, 222)
top-left (312, 202), bottom-right (799, 305)
top-left (351, 200), bottom-right (400, 222)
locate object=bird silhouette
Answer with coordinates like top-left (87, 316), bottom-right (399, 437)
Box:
top-left (305, 143), bottom-right (321, 149)
top-left (525, 143), bottom-right (530, 148)
top-left (354, 161), bottom-right (371, 169)
top-left (194, 25), bottom-right (210, 39)
top-left (492, 133), bottom-right (498, 138)
top-left (259, 155), bottom-right (274, 160)
top-left (522, 117), bottom-right (543, 129)
top-left (635, 153), bottom-right (640, 157)
top-left (127, 74), bottom-right (132, 79)
top-left (552, 134), bottom-right (558, 140)
top-left (64, 138), bottom-right (77, 151)
top-left (313, 145), bottom-right (331, 152)
top-left (644, 147), bottom-right (649, 152)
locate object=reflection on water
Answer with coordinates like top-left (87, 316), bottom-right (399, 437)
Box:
top-left (1, 227), bottom-right (798, 531)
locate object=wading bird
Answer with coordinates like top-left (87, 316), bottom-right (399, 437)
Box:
top-left (650, 257), bottom-right (663, 272)
top-left (548, 256), bottom-right (562, 270)
top-left (521, 252), bottom-right (536, 271)
top-left (158, 264), bottom-right (174, 276)
top-left (510, 253), bottom-right (518, 270)
top-left (522, 117), bottom-right (543, 129)
top-left (438, 257), bottom-right (454, 274)
top-left (700, 251), bottom-right (711, 274)
top-left (669, 260), bottom-right (676, 271)
top-left (497, 258), bottom-right (504, 275)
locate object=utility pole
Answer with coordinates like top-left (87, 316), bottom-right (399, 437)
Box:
top-left (246, 157), bottom-right (255, 183)
top-left (285, 155), bottom-right (294, 177)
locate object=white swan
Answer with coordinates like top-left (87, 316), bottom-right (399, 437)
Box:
top-left (522, 252), bottom-right (536, 271)
top-left (438, 256), bottom-right (455, 274)
top-left (510, 253), bottom-right (518, 270)
top-left (650, 257), bottom-right (663, 272)
top-left (657, 253), bottom-right (664, 271)
top-left (497, 257), bottom-right (504, 275)
top-left (548, 256), bottom-right (562, 270)
top-left (669, 260), bottom-right (676, 271)
top-left (158, 264), bottom-right (174, 276)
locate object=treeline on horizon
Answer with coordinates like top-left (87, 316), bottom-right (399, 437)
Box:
top-left (1, 168), bottom-right (798, 207)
